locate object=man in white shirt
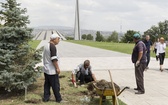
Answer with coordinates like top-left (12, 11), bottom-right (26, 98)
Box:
top-left (71, 60), bottom-right (96, 86)
top-left (43, 33), bottom-right (62, 103)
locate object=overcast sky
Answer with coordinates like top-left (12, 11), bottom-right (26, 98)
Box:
top-left (1, 0), bottom-right (168, 32)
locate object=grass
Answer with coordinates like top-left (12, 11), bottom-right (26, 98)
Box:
top-left (67, 40), bottom-right (168, 58)
top-left (0, 71), bottom-right (126, 105)
top-left (29, 40), bottom-right (41, 49)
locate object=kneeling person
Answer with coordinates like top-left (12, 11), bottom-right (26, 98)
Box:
top-left (72, 60), bottom-right (96, 86)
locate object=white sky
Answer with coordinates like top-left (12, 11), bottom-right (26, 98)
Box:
top-left (1, 0), bottom-right (168, 32)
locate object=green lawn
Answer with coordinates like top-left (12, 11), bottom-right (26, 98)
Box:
top-left (29, 40), bottom-right (41, 49)
top-left (67, 40), bottom-right (168, 58)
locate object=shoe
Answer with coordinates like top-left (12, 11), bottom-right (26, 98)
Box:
top-left (135, 91), bottom-right (145, 94)
top-left (134, 88), bottom-right (139, 90)
top-left (57, 100), bottom-right (68, 103)
top-left (160, 69), bottom-right (163, 72)
top-left (42, 98), bottom-right (49, 102)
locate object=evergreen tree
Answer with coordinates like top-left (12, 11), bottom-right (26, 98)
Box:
top-left (81, 34), bottom-right (87, 40)
top-left (86, 34), bottom-right (93, 40)
top-left (121, 30), bottom-right (138, 43)
top-left (0, 0), bottom-right (42, 91)
top-left (95, 31), bottom-right (104, 42)
top-left (107, 31), bottom-right (118, 42)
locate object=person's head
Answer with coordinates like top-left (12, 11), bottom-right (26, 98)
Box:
top-left (160, 37), bottom-right (165, 44)
top-left (84, 60), bottom-right (90, 69)
top-left (50, 34), bottom-right (60, 45)
top-left (145, 35), bottom-right (150, 41)
top-left (133, 33), bottom-right (141, 42)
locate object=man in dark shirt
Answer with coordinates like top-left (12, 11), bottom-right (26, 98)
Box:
top-left (132, 33), bottom-right (147, 94)
top-left (143, 35), bottom-right (153, 70)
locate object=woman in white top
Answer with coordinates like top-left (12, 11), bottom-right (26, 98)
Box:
top-left (156, 37), bottom-right (166, 72)
top-left (153, 38), bottom-right (160, 61)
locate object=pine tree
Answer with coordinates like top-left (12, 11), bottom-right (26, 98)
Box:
top-left (0, 0), bottom-right (42, 91)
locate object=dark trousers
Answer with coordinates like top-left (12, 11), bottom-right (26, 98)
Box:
top-left (135, 63), bottom-right (146, 92)
top-left (146, 52), bottom-right (150, 67)
top-left (159, 53), bottom-right (165, 65)
top-left (154, 48), bottom-right (158, 60)
top-left (44, 73), bottom-right (62, 102)
top-left (79, 73), bottom-right (93, 85)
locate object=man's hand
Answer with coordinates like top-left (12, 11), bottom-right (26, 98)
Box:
top-left (136, 60), bottom-right (140, 67)
top-left (72, 79), bottom-right (76, 83)
top-left (56, 68), bottom-right (60, 74)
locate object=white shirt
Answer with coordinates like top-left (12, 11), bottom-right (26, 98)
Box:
top-left (154, 42), bottom-right (159, 49)
top-left (72, 64), bottom-right (93, 75)
top-left (156, 42), bottom-right (166, 55)
top-left (43, 43), bottom-right (59, 75)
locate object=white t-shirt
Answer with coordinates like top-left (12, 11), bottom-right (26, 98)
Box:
top-left (156, 42), bottom-right (166, 55)
top-left (72, 64), bottom-right (93, 75)
top-left (43, 43), bottom-right (59, 75)
top-left (154, 42), bottom-right (159, 49)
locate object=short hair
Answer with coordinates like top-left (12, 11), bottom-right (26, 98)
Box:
top-left (160, 37), bottom-right (164, 40)
top-left (84, 60), bottom-right (90, 66)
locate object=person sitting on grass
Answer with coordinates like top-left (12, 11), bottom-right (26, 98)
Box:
top-left (71, 60), bottom-right (96, 86)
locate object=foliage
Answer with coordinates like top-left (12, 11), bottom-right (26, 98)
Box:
top-left (95, 31), bottom-right (104, 42)
top-left (0, 0), bottom-right (42, 91)
top-left (86, 34), bottom-right (93, 40)
top-left (144, 20), bottom-right (168, 41)
top-left (65, 36), bottom-right (74, 40)
top-left (107, 31), bottom-right (118, 42)
top-left (82, 34), bottom-right (93, 40)
top-left (121, 30), bottom-right (138, 43)
top-left (82, 34), bottom-right (87, 40)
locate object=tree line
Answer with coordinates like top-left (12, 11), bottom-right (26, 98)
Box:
top-left (80, 19), bottom-right (168, 43)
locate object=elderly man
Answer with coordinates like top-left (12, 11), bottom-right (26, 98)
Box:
top-left (132, 33), bottom-right (147, 94)
top-left (143, 35), bottom-right (153, 70)
top-left (71, 60), bottom-right (96, 86)
top-left (43, 34), bottom-right (62, 103)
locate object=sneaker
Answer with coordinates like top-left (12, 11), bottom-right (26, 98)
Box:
top-left (57, 100), bottom-right (68, 103)
top-left (135, 91), bottom-right (145, 94)
top-left (134, 88), bottom-right (139, 90)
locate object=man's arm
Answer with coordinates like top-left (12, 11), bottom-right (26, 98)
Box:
top-left (92, 74), bottom-right (96, 81)
top-left (137, 51), bottom-right (143, 61)
top-left (50, 44), bottom-right (60, 74)
top-left (53, 60), bottom-right (60, 74)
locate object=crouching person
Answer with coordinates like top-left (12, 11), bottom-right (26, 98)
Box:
top-left (71, 60), bottom-right (96, 86)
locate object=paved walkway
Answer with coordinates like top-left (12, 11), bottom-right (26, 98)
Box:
top-left (37, 40), bottom-right (168, 105)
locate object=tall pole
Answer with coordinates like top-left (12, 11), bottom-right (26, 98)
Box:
top-left (74, 0), bottom-right (81, 40)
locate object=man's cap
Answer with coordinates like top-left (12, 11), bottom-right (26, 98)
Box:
top-left (50, 33), bottom-right (60, 40)
top-left (133, 33), bottom-right (141, 39)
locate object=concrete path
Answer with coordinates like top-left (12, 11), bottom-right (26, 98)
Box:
top-left (37, 40), bottom-right (168, 105)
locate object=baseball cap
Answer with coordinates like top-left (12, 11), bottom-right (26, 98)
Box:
top-left (133, 33), bottom-right (141, 39)
top-left (50, 33), bottom-right (60, 40)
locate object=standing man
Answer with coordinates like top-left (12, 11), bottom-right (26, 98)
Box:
top-left (143, 35), bottom-right (153, 70)
top-left (132, 33), bottom-right (147, 94)
top-left (43, 34), bottom-right (62, 103)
